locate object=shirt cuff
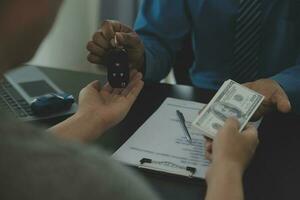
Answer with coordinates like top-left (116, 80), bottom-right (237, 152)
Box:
top-left (271, 73), bottom-right (300, 114)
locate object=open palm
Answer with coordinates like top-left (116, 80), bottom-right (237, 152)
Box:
top-left (78, 70), bottom-right (144, 131)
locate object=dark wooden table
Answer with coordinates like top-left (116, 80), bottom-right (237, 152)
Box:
top-left (40, 67), bottom-right (300, 200)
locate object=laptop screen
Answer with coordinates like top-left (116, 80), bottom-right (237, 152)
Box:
top-left (19, 80), bottom-right (56, 97)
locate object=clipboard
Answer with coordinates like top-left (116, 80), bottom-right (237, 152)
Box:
top-left (139, 158), bottom-right (197, 178)
top-left (113, 98), bottom-right (210, 179)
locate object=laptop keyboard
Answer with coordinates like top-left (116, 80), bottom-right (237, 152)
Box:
top-left (0, 79), bottom-right (34, 118)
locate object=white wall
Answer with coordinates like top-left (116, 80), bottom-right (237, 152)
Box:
top-left (29, 0), bottom-right (103, 74)
top-left (99, 0), bottom-right (139, 27)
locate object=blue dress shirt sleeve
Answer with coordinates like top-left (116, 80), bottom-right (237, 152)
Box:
top-left (134, 0), bottom-right (191, 82)
top-left (272, 53), bottom-right (300, 114)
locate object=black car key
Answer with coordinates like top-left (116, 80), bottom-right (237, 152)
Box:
top-left (106, 47), bottom-right (130, 88)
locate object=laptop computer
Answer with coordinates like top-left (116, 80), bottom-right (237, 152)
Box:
top-left (0, 65), bottom-right (77, 121)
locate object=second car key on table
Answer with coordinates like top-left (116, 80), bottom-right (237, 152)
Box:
top-left (106, 35), bottom-right (130, 88)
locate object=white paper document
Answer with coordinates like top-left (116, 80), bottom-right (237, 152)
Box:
top-left (113, 98), bottom-right (210, 179)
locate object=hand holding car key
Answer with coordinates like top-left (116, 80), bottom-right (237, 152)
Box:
top-left (87, 20), bottom-right (145, 88)
top-left (106, 34), bottom-right (130, 88)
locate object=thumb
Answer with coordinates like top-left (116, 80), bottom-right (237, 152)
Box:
top-left (116, 32), bottom-right (141, 48)
top-left (86, 80), bottom-right (101, 92)
top-left (272, 89), bottom-right (291, 113)
top-left (222, 117), bottom-right (240, 133)
top-left (242, 126), bottom-right (259, 145)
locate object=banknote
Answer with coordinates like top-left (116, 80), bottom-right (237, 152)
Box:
top-left (192, 80), bottom-right (264, 139)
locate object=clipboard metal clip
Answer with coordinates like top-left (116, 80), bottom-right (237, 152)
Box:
top-left (139, 158), bottom-right (196, 178)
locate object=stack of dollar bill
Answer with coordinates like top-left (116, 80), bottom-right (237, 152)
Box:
top-left (192, 80), bottom-right (264, 139)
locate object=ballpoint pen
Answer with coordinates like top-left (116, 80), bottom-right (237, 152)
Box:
top-left (176, 110), bottom-right (193, 143)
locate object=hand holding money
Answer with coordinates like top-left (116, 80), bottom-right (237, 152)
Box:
top-left (87, 20), bottom-right (145, 72)
top-left (205, 118), bottom-right (259, 182)
top-left (193, 80), bottom-right (264, 139)
top-left (243, 79), bottom-right (291, 120)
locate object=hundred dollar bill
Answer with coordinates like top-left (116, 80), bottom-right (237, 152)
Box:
top-left (192, 80), bottom-right (264, 139)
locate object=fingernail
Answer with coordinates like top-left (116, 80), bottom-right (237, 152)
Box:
top-left (137, 72), bottom-right (143, 79)
top-left (287, 101), bottom-right (292, 112)
top-left (116, 32), bottom-right (124, 40)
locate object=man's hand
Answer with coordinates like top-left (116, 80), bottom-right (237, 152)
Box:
top-left (243, 79), bottom-right (291, 120)
top-left (50, 70), bottom-right (144, 142)
top-left (205, 118), bottom-right (259, 181)
top-left (87, 20), bottom-right (145, 71)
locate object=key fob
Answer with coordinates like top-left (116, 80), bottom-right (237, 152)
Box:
top-left (106, 48), bottom-right (130, 88)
